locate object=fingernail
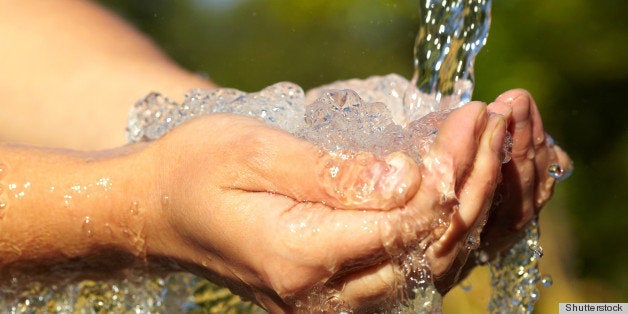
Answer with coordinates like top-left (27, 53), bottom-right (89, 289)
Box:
top-left (490, 115), bottom-right (507, 152)
top-left (474, 103), bottom-right (488, 135)
top-left (487, 100), bottom-right (513, 121)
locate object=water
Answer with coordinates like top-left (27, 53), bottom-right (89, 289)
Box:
top-left (404, 0), bottom-right (492, 118)
top-left (487, 219), bottom-right (543, 314)
top-left (0, 0), bottom-right (553, 312)
top-left (547, 163), bottom-right (564, 180)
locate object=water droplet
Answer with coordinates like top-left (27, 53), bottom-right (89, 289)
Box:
top-left (541, 275), bottom-right (553, 287)
top-left (70, 185), bottom-right (82, 193)
top-left (0, 163), bottom-right (6, 178)
top-left (547, 164), bottom-right (563, 179)
top-left (465, 234), bottom-right (480, 250)
top-left (63, 194), bottom-right (72, 206)
top-left (96, 177), bottom-right (112, 192)
top-left (82, 216), bottom-right (93, 237)
top-left (475, 250), bottom-right (490, 265)
top-left (528, 243), bottom-right (543, 258)
top-left (294, 300), bottom-right (304, 308)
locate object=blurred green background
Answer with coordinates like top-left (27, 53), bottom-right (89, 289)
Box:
top-left (97, 0), bottom-right (627, 311)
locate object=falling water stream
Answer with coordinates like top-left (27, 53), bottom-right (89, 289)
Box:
top-left (1, 1), bottom-right (557, 313)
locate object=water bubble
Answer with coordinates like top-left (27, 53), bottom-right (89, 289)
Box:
top-left (70, 184), bottom-right (83, 194)
top-left (528, 243), bottom-right (543, 259)
top-left (294, 300), bottom-right (304, 308)
top-left (475, 250), bottom-right (490, 265)
top-left (96, 177), bottom-right (112, 192)
top-left (547, 164), bottom-right (563, 179)
top-left (541, 275), bottom-right (553, 287)
top-left (14, 191), bottom-right (25, 199)
top-left (0, 163), bottom-right (6, 178)
top-left (465, 234), bottom-right (480, 250)
top-left (63, 194), bottom-right (73, 207)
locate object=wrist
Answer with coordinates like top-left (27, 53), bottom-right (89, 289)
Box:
top-left (140, 122), bottom-right (237, 280)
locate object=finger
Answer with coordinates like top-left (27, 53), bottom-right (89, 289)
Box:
top-left (209, 114), bottom-right (421, 210)
top-left (497, 90), bottom-right (538, 226)
top-left (496, 88), bottom-right (545, 148)
top-left (454, 114), bottom-right (507, 239)
top-left (426, 114), bottom-right (506, 275)
top-left (527, 97), bottom-right (573, 209)
top-left (487, 100), bottom-right (513, 121)
top-left (533, 138), bottom-right (573, 209)
top-left (332, 261), bottom-right (398, 313)
top-left (421, 101), bottom-right (488, 202)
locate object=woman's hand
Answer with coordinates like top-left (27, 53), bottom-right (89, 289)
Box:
top-left (143, 101), bottom-right (506, 312)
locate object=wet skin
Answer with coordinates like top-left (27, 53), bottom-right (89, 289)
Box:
top-left (146, 101), bottom-right (498, 312)
top-left (146, 90), bottom-right (571, 313)
top-left (0, 1), bottom-right (570, 312)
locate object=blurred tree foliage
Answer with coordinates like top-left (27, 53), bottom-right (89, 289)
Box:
top-left (98, 0), bottom-right (627, 302)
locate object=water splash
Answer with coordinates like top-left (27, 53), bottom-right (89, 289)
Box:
top-left (0, 273), bottom-right (202, 313)
top-left (404, 0), bottom-right (492, 117)
top-left (488, 218), bottom-right (543, 314)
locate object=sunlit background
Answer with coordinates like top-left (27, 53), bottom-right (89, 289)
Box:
top-left (97, 0), bottom-right (627, 312)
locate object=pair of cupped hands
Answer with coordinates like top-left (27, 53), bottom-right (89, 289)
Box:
top-left (146, 89), bottom-right (571, 313)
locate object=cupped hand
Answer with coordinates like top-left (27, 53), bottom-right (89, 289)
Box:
top-left (478, 89), bottom-right (573, 257)
top-left (144, 102), bottom-right (505, 313)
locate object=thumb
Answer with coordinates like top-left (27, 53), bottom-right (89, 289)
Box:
top-left (224, 118), bottom-right (420, 210)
